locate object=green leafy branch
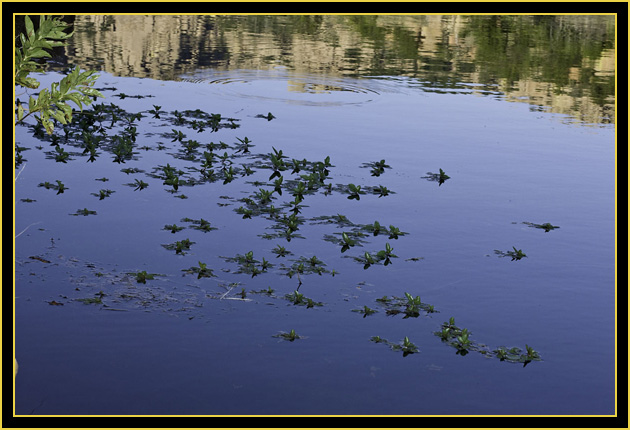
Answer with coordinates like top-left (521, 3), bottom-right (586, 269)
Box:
top-left (15, 15), bottom-right (104, 134)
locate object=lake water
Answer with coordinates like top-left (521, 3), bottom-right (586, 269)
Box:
top-left (14, 15), bottom-right (616, 416)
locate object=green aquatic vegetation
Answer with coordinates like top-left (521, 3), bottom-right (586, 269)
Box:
top-left (273, 329), bottom-right (302, 342)
top-left (268, 147), bottom-right (288, 180)
top-left (235, 136), bottom-right (254, 154)
top-left (375, 243), bottom-right (398, 266)
top-left (310, 213), bottom-right (355, 228)
top-left (71, 208), bottom-right (97, 216)
top-left (170, 129), bottom-right (186, 142)
top-left (272, 176), bottom-right (284, 195)
top-left (255, 112), bottom-right (275, 121)
top-left (290, 158), bottom-right (307, 174)
top-left (148, 104), bottom-right (162, 118)
top-left (91, 189), bottom-right (114, 200)
top-left (76, 296), bottom-right (103, 305)
top-left (120, 167), bottom-right (143, 175)
top-left (493, 345), bottom-right (542, 366)
top-left (54, 145), bottom-right (70, 163)
top-left (222, 166), bottom-right (236, 184)
top-left (434, 319), bottom-right (541, 364)
top-left (347, 183), bottom-right (365, 200)
top-left (370, 335), bottom-right (419, 357)
top-left (126, 179), bottom-right (148, 191)
top-left (185, 218), bottom-right (217, 233)
top-left (353, 305), bottom-right (378, 317)
top-left (236, 206), bottom-right (254, 219)
top-left (172, 110), bottom-right (186, 125)
top-left (291, 181), bottom-right (307, 202)
top-left (285, 291), bottom-right (323, 307)
top-left (387, 225), bottom-right (407, 239)
top-left (377, 293), bottom-right (437, 318)
top-left (162, 238), bottom-right (194, 255)
top-left (280, 213), bottom-right (302, 233)
top-left (322, 231), bottom-right (367, 252)
top-left (357, 251), bottom-right (377, 269)
top-left (340, 232), bottom-right (356, 252)
top-left (221, 251), bottom-right (271, 277)
top-left (523, 221), bottom-right (560, 232)
top-left (115, 93), bottom-right (151, 100)
top-left (254, 188), bottom-right (274, 205)
top-left (111, 135), bottom-right (136, 163)
top-left (281, 256), bottom-right (330, 281)
top-left (422, 168), bottom-right (450, 185)
top-left (132, 270), bottom-right (160, 284)
top-left (181, 139), bottom-right (201, 156)
top-left (163, 224), bottom-right (185, 233)
top-left (372, 185), bottom-right (391, 197)
top-left (271, 245), bottom-right (292, 257)
top-left (455, 328), bottom-right (472, 352)
top-left (361, 159), bottom-right (391, 177)
top-left (494, 246), bottom-right (527, 261)
top-left (364, 221), bottom-right (383, 236)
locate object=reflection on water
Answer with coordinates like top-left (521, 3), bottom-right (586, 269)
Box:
top-left (49, 14), bottom-right (616, 126)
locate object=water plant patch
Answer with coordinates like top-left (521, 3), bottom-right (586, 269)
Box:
top-left (14, 79), bottom-right (547, 374)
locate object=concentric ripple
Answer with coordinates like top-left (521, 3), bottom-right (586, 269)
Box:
top-left (178, 69), bottom-right (384, 106)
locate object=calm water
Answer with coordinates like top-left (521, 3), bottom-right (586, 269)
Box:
top-left (14, 15), bottom-right (616, 416)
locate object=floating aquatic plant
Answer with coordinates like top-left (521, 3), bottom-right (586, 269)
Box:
top-left (132, 271), bottom-right (160, 284)
top-left (184, 218), bottom-right (217, 233)
top-left (361, 159), bottom-right (391, 177)
top-left (494, 247), bottom-right (527, 261)
top-left (124, 179), bottom-right (148, 191)
top-left (71, 208), bottom-right (97, 216)
top-left (346, 183), bottom-right (365, 200)
top-left (91, 189), bottom-right (114, 200)
top-left (183, 261), bottom-right (216, 279)
top-left (523, 222), bottom-right (560, 232)
top-left (39, 180), bottom-right (68, 194)
top-left (273, 329), bottom-right (302, 342)
top-left (163, 224), bottom-right (185, 233)
top-left (284, 291), bottom-right (323, 308)
top-left (370, 335), bottom-right (419, 357)
top-left (271, 245), bottom-right (292, 257)
top-left (255, 112), bottom-right (275, 121)
top-left (162, 238), bottom-right (195, 255)
top-left (352, 305), bottom-right (377, 317)
top-left (422, 168), bottom-right (450, 185)
top-left (433, 318), bottom-right (541, 365)
top-left (375, 293), bottom-right (437, 318)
